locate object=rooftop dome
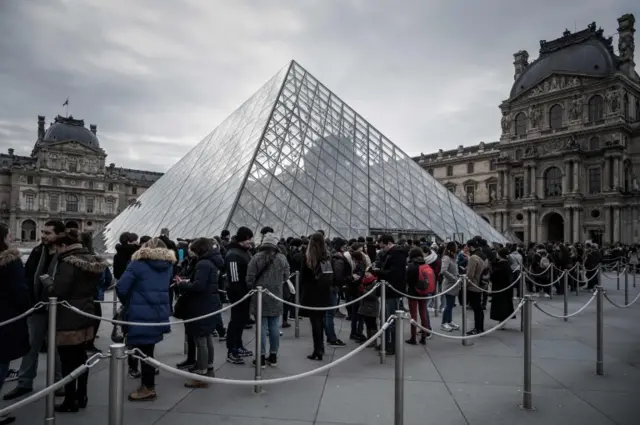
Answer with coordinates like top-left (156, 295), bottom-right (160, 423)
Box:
top-left (42, 115), bottom-right (100, 149)
top-left (510, 23), bottom-right (617, 99)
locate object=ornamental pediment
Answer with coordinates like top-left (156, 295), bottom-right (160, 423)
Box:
top-left (518, 74), bottom-right (601, 100)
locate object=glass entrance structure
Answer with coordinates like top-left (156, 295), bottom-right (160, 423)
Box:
top-left (97, 60), bottom-right (506, 252)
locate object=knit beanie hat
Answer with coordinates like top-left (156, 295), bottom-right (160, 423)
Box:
top-left (236, 226), bottom-right (254, 243)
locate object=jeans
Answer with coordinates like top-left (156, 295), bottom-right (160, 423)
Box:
top-left (211, 294), bottom-right (224, 334)
top-left (195, 335), bottom-right (214, 373)
top-left (408, 299), bottom-right (430, 338)
top-left (384, 298), bottom-right (401, 348)
top-left (467, 291), bottom-right (484, 332)
top-left (324, 286), bottom-right (338, 342)
top-left (131, 344), bottom-right (155, 388)
top-left (58, 343), bottom-right (88, 402)
top-left (226, 298), bottom-right (250, 354)
top-left (260, 316), bottom-right (281, 356)
top-left (442, 294), bottom-right (456, 324)
top-left (349, 301), bottom-right (364, 336)
top-left (309, 311), bottom-right (325, 354)
top-left (16, 313), bottom-right (62, 389)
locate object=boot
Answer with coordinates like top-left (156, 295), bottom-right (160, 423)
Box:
top-left (128, 386), bottom-right (157, 402)
top-left (76, 370), bottom-right (89, 408)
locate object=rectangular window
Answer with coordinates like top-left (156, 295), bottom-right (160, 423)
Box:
top-left (86, 197), bottom-right (94, 213)
top-left (27, 176), bottom-right (34, 184)
top-left (514, 176), bottom-right (525, 199)
top-left (588, 168), bottom-right (601, 194)
top-left (50, 194), bottom-right (58, 212)
top-left (465, 185), bottom-right (475, 204)
top-left (106, 200), bottom-right (115, 214)
top-left (25, 193), bottom-right (34, 210)
top-left (132, 187), bottom-right (137, 195)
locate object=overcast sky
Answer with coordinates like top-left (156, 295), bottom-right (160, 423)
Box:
top-left (0, 0), bottom-right (635, 172)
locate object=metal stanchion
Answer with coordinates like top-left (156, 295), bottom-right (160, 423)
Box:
top-left (521, 295), bottom-right (533, 410)
top-left (519, 272), bottom-right (526, 332)
top-left (549, 267), bottom-right (554, 299)
top-left (394, 311), bottom-right (405, 425)
top-left (563, 270), bottom-right (569, 322)
top-left (461, 276), bottom-right (472, 346)
top-left (294, 272), bottom-right (300, 339)
top-left (616, 264), bottom-right (620, 290)
top-left (596, 286), bottom-right (604, 376)
top-left (254, 286), bottom-right (263, 393)
top-left (634, 265), bottom-right (637, 288)
top-left (380, 281), bottom-right (386, 364)
top-left (45, 297), bottom-right (57, 425)
top-left (433, 282), bottom-right (439, 318)
top-left (108, 343), bottom-right (126, 425)
top-left (624, 267), bottom-right (629, 306)
top-left (112, 278), bottom-right (118, 315)
top-left (575, 265), bottom-right (580, 296)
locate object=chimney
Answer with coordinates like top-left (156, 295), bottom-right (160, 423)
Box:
top-left (90, 124), bottom-right (97, 135)
top-left (8, 148), bottom-right (14, 156)
top-left (37, 115), bottom-right (45, 140)
top-left (617, 14), bottom-right (636, 78)
top-left (513, 50), bottom-right (529, 81)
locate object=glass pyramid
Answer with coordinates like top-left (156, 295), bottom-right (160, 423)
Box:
top-left (97, 60), bottom-right (506, 252)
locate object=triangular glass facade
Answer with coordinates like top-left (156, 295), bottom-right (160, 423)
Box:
top-left (98, 61), bottom-right (506, 252)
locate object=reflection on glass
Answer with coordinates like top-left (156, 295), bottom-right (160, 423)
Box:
top-left (97, 61), bottom-right (506, 252)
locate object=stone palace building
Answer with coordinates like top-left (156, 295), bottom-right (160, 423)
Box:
top-left (0, 115), bottom-right (162, 242)
top-left (415, 14), bottom-right (640, 246)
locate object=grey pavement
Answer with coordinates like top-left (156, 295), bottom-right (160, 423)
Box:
top-left (1, 271), bottom-right (639, 425)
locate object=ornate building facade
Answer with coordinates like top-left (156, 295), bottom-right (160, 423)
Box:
top-left (0, 115), bottom-right (163, 242)
top-left (415, 14), bottom-right (640, 246)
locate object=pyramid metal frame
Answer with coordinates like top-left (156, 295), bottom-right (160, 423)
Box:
top-left (98, 60), bottom-right (506, 252)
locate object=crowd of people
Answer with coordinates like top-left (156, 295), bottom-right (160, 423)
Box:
top-left (0, 219), bottom-right (638, 424)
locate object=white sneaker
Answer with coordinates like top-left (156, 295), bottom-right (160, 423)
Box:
top-left (449, 322), bottom-right (460, 330)
top-left (533, 293), bottom-right (540, 298)
top-left (441, 323), bottom-right (454, 332)
top-left (544, 293), bottom-right (551, 299)
top-left (427, 307), bottom-right (435, 312)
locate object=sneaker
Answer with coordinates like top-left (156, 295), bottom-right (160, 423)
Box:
top-left (184, 378), bottom-right (209, 389)
top-left (217, 329), bottom-right (227, 341)
top-left (266, 354), bottom-right (278, 367)
top-left (85, 344), bottom-right (102, 354)
top-left (419, 336), bottom-right (427, 345)
top-left (441, 323), bottom-right (454, 332)
top-left (405, 338), bottom-right (417, 345)
top-left (2, 387), bottom-right (32, 401)
top-left (543, 293), bottom-right (551, 299)
top-left (427, 307), bottom-right (435, 313)
top-left (212, 330), bottom-right (219, 338)
top-left (335, 311), bottom-right (346, 319)
top-left (5, 369), bottom-right (18, 382)
top-left (176, 359), bottom-right (196, 370)
top-left (128, 386), bottom-right (156, 402)
top-left (282, 322), bottom-right (291, 329)
top-left (237, 347), bottom-right (253, 357)
top-left (327, 339), bottom-right (346, 347)
top-left (244, 324), bottom-right (253, 330)
top-left (226, 352), bottom-right (245, 365)
top-left (0, 414), bottom-right (16, 425)
top-left (449, 322), bottom-right (460, 330)
top-left (466, 329), bottom-right (480, 336)
top-left (252, 356), bottom-right (267, 369)
top-left (128, 368), bottom-right (141, 379)
top-left (533, 293), bottom-right (540, 298)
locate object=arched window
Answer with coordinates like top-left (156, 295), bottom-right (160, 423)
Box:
top-left (589, 136), bottom-right (600, 151)
top-left (467, 163), bottom-right (474, 174)
top-left (446, 165), bottom-right (453, 177)
top-left (623, 94), bottom-right (629, 120)
top-left (544, 167), bottom-right (563, 197)
top-left (549, 104), bottom-right (563, 129)
top-left (588, 95), bottom-right (604, 122)
top-left (489, 159), bottom-right (497, 171)
top-left (515, 112), bottom-right (527, 135)
top-left (66, 194), bottom-right (78, 212)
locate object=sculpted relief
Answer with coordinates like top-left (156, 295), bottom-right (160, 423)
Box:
top-left (569, 94), bottom-right (584, 120)
top-left (501, 112), bottom-right (512, 133)
top-left (528, 105), bottom-right (541, 128)
top-left (527, 75), bottom-right (582, 98)
top-left (606, 88), bottom-right (620, 113)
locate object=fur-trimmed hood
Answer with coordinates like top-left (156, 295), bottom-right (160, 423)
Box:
top-left (60, 245), bottom-right (110, 274)
top-left (132, 247), bottom-right (177, 264)
top-left (0, 248), bottom-right (21, 267)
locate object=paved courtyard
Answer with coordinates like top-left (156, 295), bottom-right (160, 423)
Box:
top-left (1, 272), bottom-right (639, 425)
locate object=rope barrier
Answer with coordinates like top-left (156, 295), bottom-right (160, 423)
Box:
top-left (524, 264), bottom-right (551, 276)
top-left (524, 270), bottom-right (565, 287)
top-left (533, 291), bottom-right (598, 319)
top-left (604, 291), bottom-right (640, 309)
top-left (466, 276), bottom-right (519, 294)
top-left (0, 302), bottom-right (44, 328)
top-left (60, 290), bottom-right (256, 327)
top-left (132, 317), bottom-right (395, 386)
top-left (383, 279), bottom-right (462, 300)
top-left (262, 281), bottom-right (381, 311)
top-left (410, 299), bottom-right (525, 341)
top-left (0, 353), bottom-right (106, 417)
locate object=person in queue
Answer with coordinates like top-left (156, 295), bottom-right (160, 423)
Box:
top-left (116, 237), bottom-right (175, 402)
top-left (44, 228), bottom-right (109, 412)
top-left (439, 241), bottom-right (461, 332)
top-left (465, 240), bottom-right (487, 335)
top-left (175, 237), bottom-right (222, 388)
top-left (489, 247), bottom-right (514, 326)
top-left (0, 224), bottom-right (31, 425)
top-left (3, 220), bottom-right (65, 402)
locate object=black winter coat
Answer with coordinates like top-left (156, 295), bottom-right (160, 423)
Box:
top-left (0, 248), bottom-right (31, 363)
top-left (375, 246), bottom-right (407, 299)
top-left (24, 244), bottom-right (54, 310)
top-left (180, 249), bottom-right (223, 337)
top-left (113, 243), bottom-right (139, 279)
top-left (224, 242), bottom-right (252, 302)
top-left (300, 259), bottom-right (330, 308)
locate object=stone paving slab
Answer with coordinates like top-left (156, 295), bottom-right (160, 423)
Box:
top-left (0, 274), bottom-right (638, 424)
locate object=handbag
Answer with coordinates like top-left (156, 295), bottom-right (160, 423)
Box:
top-left (111, 305), bottom-right (126, 343)
top-left (286, 279), bottom-right (296, 295)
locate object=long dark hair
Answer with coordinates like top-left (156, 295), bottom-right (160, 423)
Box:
top-left (306, 232), bottom-right (326, 270)
top-left (0, 223), bottom-right (9, 252)
top-left (445, 241), bottom-right (457, 259)
top-left (80, 231), bottom-right (94, 254)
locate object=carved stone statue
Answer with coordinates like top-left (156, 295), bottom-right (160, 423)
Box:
top-left (467, 191), bottom-right (474, 204)
top-left (457, 145), bottom-right (464, 155)
top-left (525, 145), bottom-right (537, 157)
top-left (501, 112), bottom-right (512, 132)
top-left (606, 88), bottom-right (620, 112)
top-left (489, 186), bottom-right (497, 201)
top-left (569, 94), bottom-right (584, 120)
top-left (529, 105), bottom-right (541, 128)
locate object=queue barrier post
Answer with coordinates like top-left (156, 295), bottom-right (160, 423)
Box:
top-left (461, 276), bottom-right (472, 346)
top-left (624, 267), bottom-right (629, 306)
top-left (108, 344), bottom-right (126, 425)
top-left (596, 286), bottom-right (604, 376)
top-left (254, 287), bottom-right (263, 393)
top-left (549, 267), bottom-right (554, 300)
top-left (294, 272), bottom-right (300, 339)
top-left (616, 264), bottom-right (620, 290)
top-left (521, 295), bottom-right (533, 410)
top-left (394, 311), bottom-right (405, 425)
top-left (519, 272), bottom-right (526, 332)
top-left (563, 270), bottom-right (569, 322)
top-left (380, 281), bottom-right (386, 365)
top-left (45, 297), bottom-right (57, 425)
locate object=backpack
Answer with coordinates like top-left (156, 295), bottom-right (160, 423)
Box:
top-left (540, 255), bottom-right (550, 269)
top-left (315, 259), bottom-right (334, 290)
top-left (415, 263), bottom-right (436, 296)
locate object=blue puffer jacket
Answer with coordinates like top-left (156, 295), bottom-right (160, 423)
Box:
top-left (116, 246), bottom-right (176, 346)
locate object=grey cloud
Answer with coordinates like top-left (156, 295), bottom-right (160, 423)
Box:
top-left (0, 0), bottom-right (636, 172)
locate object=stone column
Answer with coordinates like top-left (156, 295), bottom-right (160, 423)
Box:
top-left (530, 166), bottom-right (537, 197)
top-left (498, 171), bottom-right (504, 199)
top-left (563, 161), bottom-right (570, 195)
top-left (573, 161), bottom-right (580, 193)
top-left (573, 208), bottom-right (581, 243)
top-left (505, 171), bottom-right (511, 200)
top-left (524, 167), bottom-right (530, 197)
top-left (504, 211), bottom-right (510, 231)
top-left (613, 207), bottom-right (621, 244)
top-left (563, 208), bottom-right (572, 242)
top-left (497, 212), bottom-right (503, 233)
top-left (524, 210), bottom-right (530, 244)
top-left (603, 158), bottom-right (610, 192)
top-left (604, 206), bottom-right (612, 244)
top-left (613, 157), bottom-right (620, 190)
top-left (530, 210), bottom-right (538, 243)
